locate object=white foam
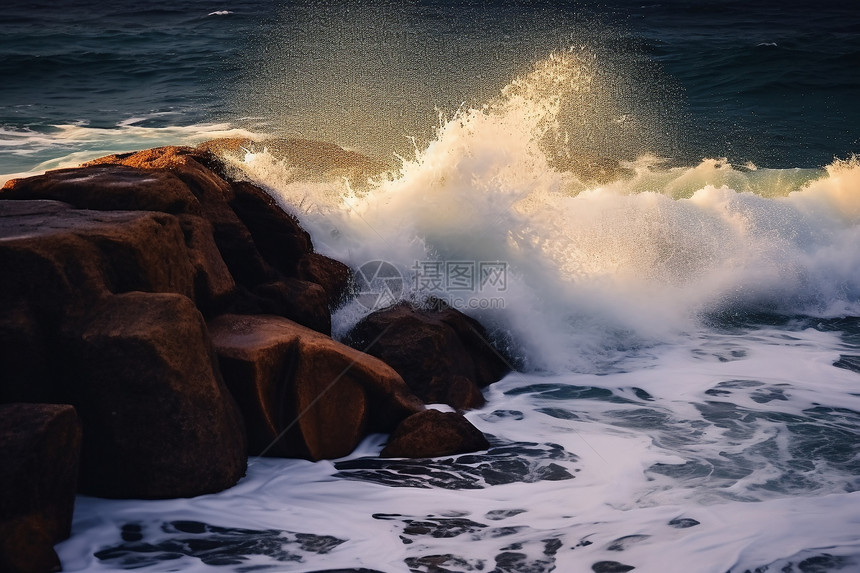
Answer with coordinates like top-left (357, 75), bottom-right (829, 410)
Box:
top-left (234, 52), bottom-right (860, 372)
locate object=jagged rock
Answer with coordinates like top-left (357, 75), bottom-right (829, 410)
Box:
top-left (380, 409), bottom-right (489, 458)
top-left (344, 302), bottom-right (511, 409)
top-left (85, 147), bottom-right (278, 288)
top-left (229, 180), bottom-right (312, 277)
top-left (62, 292), bottom-right (247, 498)
top-left (0, 403), bottom-right (81, 573)
top-left (208, 314), bottom-right (423, 460)
top-left (298, 252), bottom-right (353, 309)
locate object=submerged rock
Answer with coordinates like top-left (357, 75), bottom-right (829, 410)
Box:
top-left (381, 409), bottom-right (489, 458)
top-left (344, 302), bottom-right (511, 409)
top-left (0, 403), bottom-right (81, 573)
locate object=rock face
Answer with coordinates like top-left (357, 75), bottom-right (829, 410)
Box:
top-left (0, 202), bottom-right (248, 498)
top-left (381, 409), bottom-right (490, 458)
top-left (1, 145), bottom-right (345, 332)
top-left (0, 200), bottom-right (201, 404)
top-left (64, 292), bottom-right (247, 499)
top-left (209, 314), bottom-right (423, 460)
top-left (0, 403), bottom-right (81, 573)
top-left (345, 302), bottom-right (511, 409)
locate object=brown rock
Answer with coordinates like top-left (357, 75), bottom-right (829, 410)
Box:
top-left (344, 302), bottom-right (511, 409)
top-left (208, 314), bottom-right (423, 460)
top-left (84, 146), bottom-right (235, 209)
top-left (0, 200), bottom-right (196, 324)
top-left (176, 214), bottom-right (236, 314)
top-left (248, 279), bottom-right (331, 334)
top-left (298, 252), bottom-right (353, 308)
top-left (0, 304), bottom-right (58, 404)
top-left (1, 164), bottom-right (200, 215)
top-left (63, 292), bottom-right (247, 499)
top-left (380, 409), bottom-right (489, 458)
top-left (229, 180), bottom-right (312, 277)
top-left (84, 147), bottom-right (277, 288)
top-left (0, 403), bottom-right (82, 573)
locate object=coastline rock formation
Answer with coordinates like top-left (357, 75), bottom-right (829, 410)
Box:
top-left (381, 409), bottom-right (491, 458)
top-left (344, 301), bottom-right (511, 410)
top-left (0, 142), bottom-right (510, 571)
top-left (208, 313), bottom-right (423, 460)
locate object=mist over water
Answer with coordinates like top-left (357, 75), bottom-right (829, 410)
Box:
top-left (235, 1), bottom-right (685, 167)
top-left (233, 49), bottom-right (860, 373)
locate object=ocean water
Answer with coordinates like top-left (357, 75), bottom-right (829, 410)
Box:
top-left (3, 1), bottom-right (860, 572)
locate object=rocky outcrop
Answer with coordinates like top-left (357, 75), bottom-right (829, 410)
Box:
top-left (0, 403), bottom-right (81, 573)
top-left (0, 201), bottom-right (247, 499)
top-left (344, 302), bottom-right (511, 409)
top-left (0, 142), bottom-right (508, 518)
top-left (209, 314), bottom-right (423, 460)
top-left (381, 409), bottom-right (490, 458)
top-left (0, 200), bottom-right (203, 404)
top-left (1, 145), bottom-right (345, 331)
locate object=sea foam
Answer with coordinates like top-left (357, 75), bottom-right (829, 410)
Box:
top-left (231, 51), bottom-right (860, 373)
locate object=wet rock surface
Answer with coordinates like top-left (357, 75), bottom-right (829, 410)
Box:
top-left (381, 409), bottom-right (489, 458)
top-left (208, 313), bottom-right (423, 460)
top-left (344, 301), bottom-right (511, 409)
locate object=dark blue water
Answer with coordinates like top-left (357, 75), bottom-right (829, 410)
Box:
top-left (1, 0), bottom-right (858, 172)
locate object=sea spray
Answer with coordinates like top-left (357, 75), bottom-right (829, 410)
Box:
top-left (228, 52), bottom-right (860, 374)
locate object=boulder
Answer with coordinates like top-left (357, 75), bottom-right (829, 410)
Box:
top-left (62, 292), bottom-right (247, 499)
top-left (84, 146), bottom-right (235, 211)
top-left (0, 303), bottom-right (59, 404)
top-left (247, 279), bottom-right (331, 335)
top-left (344, 302), bottom-right (511, 409)
top-left (380, 409), bottom-right (489, 458)
top-left (175, 214), bottom-right (237, 314)
top-left (0, 200), bottom-right (196, 325)
top-left (85, 147), bottom-right (278, 288)
top-left (0, 403), bottom-right (82, 573)
top-left (2, 146), bottom-right (347, 313)
top-left (229, 180), bottom-right (312, 277)
top-left (298, 252), bottom-right (353, 309)
top-left (208, 314), bottom-right (423, 460)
